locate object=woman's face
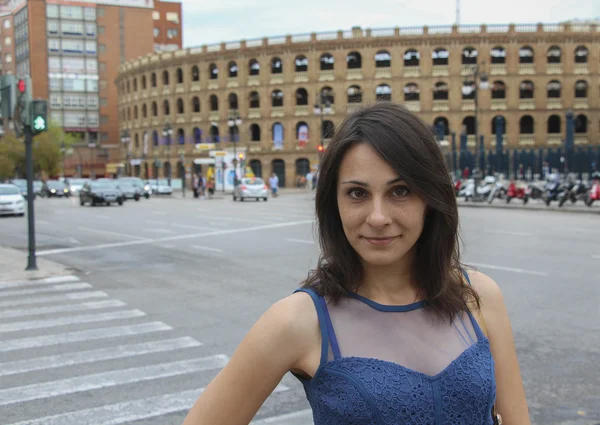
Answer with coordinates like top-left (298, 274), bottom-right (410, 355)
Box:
top-left (336, 143), bottom-right (427, 268)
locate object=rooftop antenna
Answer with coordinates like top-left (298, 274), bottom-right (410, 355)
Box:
top-left (455, 0), bottom-right (460, 25)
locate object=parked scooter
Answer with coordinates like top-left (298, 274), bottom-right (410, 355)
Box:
top-left (585, 174), bottom-right (600, 207)
top-left (487, 179), bottom-right (506, 204)
top-left (528, 181), bottom-right (545, 201)
top-left (462, 176), bottom-right (496, 202)
top-left (558, 179), bottom-right (588, 207)
top-left (506, 181), bottom-right (530, 204)
top-left (543, 174), bottom-right (562, 206)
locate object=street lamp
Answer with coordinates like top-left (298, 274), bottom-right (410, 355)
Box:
top-left (314, 90), bottom-right (332, 164)
top-left (163, 123), bottom-right (173, 185)
top-left (461, 62), bottom-right (489, 181)
top-left (228, 109), bottom-right (242, 184)
top-left (60, 142), bottom-right (66, 179)
top-left (120, 129), bottom-right (131, 177)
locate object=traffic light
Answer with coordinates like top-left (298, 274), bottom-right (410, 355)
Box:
top-left (317, 145), bottom-right (325, 153)
top-left (29, 100), bottom-right (48, 134)
top-left (238, 153), bottom-right (244, 160)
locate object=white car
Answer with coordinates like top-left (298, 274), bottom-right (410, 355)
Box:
top-left (67, 178), bottom-right (90, 195)
top-left (0, 184), bottom-right (26, 216)
top-left (233, 177), bottom-right (269, 202)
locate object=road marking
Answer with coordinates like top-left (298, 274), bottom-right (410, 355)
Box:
top-left (286, 238), bottom-right (315, 245)
top-left (0, 274), bottom-right (79, 288)
top-left (0, 337), bottom-right (202, 377)
top-left (5, 384), bottom-right (291, 425)
top-left (209, 221), bottom-right (228, 227)
top-left (0, 322), bottom-right (172, 353)
top-left (0, 291), bottom-right (108, 308)
top-left (37, 219), bottom-right (313, 256)
top-left (77, 226), bottom-right (151, 241)
top-left (0, 299), bottom-right (126, 319)
top-left (144, 228), bottom-right (175, 234)
top-left (0, 355), bottom-right (230, 407)
top-left (483, 230), bottom-right (534, 237)
top-left (0, 309), bottom-right (146, 334)
top-left (469, 262), bottom-right (548, 276)
top-left (0, 282), bottom-right (92, 298)
top-left (191, 245), bottom-right (224, 253)
top-left (251, 409), bottom-right (314, 425)
top-left (171, 223), bottom-right (213, 231)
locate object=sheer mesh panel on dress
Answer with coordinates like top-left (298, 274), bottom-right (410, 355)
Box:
top-left (326, 295), bottom-right (479, 377)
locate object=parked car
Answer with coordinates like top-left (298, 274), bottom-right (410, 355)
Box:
top-left (10, 179), bottom-right (33, 199)
top-left (147, 179), bottom-right (173, 195)
top-left (115, 179), bottom-right (142, 201)
top-left (119, 177), bottom-right (151, 198)
top-left (33, 181), bottom-right (43, 196)
top-left (79, 181), bottom-right (125, 206)
top-left (67, 178), bottom-right (90, 195)
top-left (0, 184), bottom-right (25, 216)
top-left (233, 177), bottom-right (269, 202)
top-left (41, 180), bottom-right (71, 197)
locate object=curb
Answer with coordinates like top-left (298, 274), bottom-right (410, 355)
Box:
top-left (457, 201), bottom-right (600, 215)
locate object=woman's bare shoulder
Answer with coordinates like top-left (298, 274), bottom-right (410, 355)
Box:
top-left (465, 270), bottom-right (503, 308)
top-left (267, 290), bottom-right (319, 337)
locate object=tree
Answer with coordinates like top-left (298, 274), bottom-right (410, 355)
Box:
top-left (0, 132), bottom-right (25, 180)
top-left (32, 122), bottom-right (80, 178)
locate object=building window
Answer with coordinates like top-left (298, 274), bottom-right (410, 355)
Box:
top-left (49, 79), bottom-right (62, 90)
top-left (61, 5), bottom-right (83, 20)
top-left (152, 11), bottom-right (160, 20)
top-left (50, 94), bottom-right (62, 108)
top-left (48, 57), bottom-right (61, 72)
top-left (98, 26), bottom-right (105, 35)
top-left (86, 23), bottom-right (96, 37)
top-left (85, 40), bottom-right (96, 54)
top-left (47, 4), bottom-right (59, 18)
top-left (167, 29), bottom-right (178, 39)
top-left (87, 95), bottom-right (98, 108)
top-left (86, 58), bottom-right (98, 74)
top-left (5, 54), bottom-right (12, 63)
top-left (62, 39), bottom-right (84, 54)
top-left (5, 37), bottom-right (11, 46)
top-left (84, 7), bottom-right (96, 20)
top-left (97, 8), bottom-right (105, 17)
top-left (98, 44), bottom-right (106, 53)
top-left (99, 62), bottom-right (106, 73)
top-left (47, 20), bottom-right (59, 34)
top-left (100, 115), bottom-right (109, 124)
top-left (90, 79), bottom-right (100, 91)
top-left (153, 28), bottom-right (159, 37)
top-left (100, 98), bottom-right (108, 107)
top-left (48, 39), bottom-right (60, 53)
top-left (3, 19), bottom-right (10, 29)
top-left (166, 12), bottom-right (179, 23)
top-left (62, 22), bottom-right (84, 35)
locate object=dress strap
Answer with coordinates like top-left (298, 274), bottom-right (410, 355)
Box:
top-left (461, 269), bottom-right (487, 341)
top-left (317, 296), bottom-right (342, 359)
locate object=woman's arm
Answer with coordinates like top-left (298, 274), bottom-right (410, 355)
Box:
top-left (181, 292), bottom-right (317, 425)
top-left (469, 271), bottom-right (531, 425)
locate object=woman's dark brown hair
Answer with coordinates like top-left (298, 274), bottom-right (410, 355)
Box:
top-left (303, 102), bottom-right (479, 321)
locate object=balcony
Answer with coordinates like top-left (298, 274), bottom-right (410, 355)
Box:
top-left (151, 118), bottom-right (158, 126)
top-left (227, 78), bottom-right (239, 88)
top-left (404, 101), bottom-right (420, 112)
top-left (248, 144), bottom-right (263, 153)
top-left (270, 75), bottom-right (284, 85)
top-left (461, 65), bottom-right (476, 77)
top-left (319, 70), bottom-right (335, 82)
top-left (432, 100), bottom-right (449, 112)
top-left (175, 116), bottom-right (186, 124)
top-left (133, 93), bottom-right (139, 100)
top-left (547, 135), bottom-right (562, 146)
top-left (175, 86), bottom-right (185, 94)
top-left (403, 67), bottom-right (420, 78)
top-left (209, 111), bottom-right (219, 121)
top-left (490, 99), bottom-right (507, 110)
top-left (141, 92), bottom-right (148, 99)
top-left (518, 64), bottom-right (535, 75)
top-left (547, 99), bottom-right (562, 110)
top-left (247, 75), bottom-right (260, 86)
top-left (294, 105), bottom-right (309, 116)
top-left (162, 87), bottom-right (171, 96)
top-left (150, 89), bottom-right (159, 97)
top-left (466, 135), bottom-right (476, 147)
top-left (574, 64), bottom-right (589, 75)
top-left (547, 64), bottom-right (563, 75)
top-left (573, 98), bottom-right (588, 109)
top-left (375, 68), bottom-right (392, 79)
top-left (190, 83), bottom-right (201, 92)
top-left (489, 135), bottom-right (506, 147)
top-left (575, 135), bottom-right (588, 145)
top-left (490, 64), bottom-right (507, 75)
top-left (519, 135), bottom-right (535, 146)
top-left (248, 108), bottom-right (261, 119)
top-left (347, 103), bottom-right (363, 113)
top-left (191, 115), bottom-right (203, 123)
top-left (270, 106), bottom-right (285, 118)
top-left (432, 65), bottom-right (449, 77)
top-left (346, 69), bottom-right (363, 80)
top-left (519, 99), bottom-right (535, 110)
top-left (208, 81), bottom-right (219, 90)
top-left (294, 72), bottom-right (309, 83)
top-left (461, 99), bottom-right (475, 111)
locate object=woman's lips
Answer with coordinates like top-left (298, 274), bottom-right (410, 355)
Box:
top-left (363, 236), bottom-right (400, 246)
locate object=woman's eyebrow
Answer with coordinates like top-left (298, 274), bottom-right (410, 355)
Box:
top-left (341, 177), bottom-right (404, 187)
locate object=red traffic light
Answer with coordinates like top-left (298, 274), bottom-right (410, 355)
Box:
top-left (17, 79), bottom-right (26, 93)
top-left (317, 145), bottom-right (325, 152)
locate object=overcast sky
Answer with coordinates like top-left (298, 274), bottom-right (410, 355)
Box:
top-left (177, 0), bottom-right (600, 47)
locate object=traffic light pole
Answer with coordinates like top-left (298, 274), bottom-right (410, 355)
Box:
top-left (24, 125), bottom-right (37, 270)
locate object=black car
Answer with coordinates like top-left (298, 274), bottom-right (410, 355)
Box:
top-left (10, 179), bottom-right (33, 199)
top-left (79, 181), bottom-right (125, 206)
top-left (115, 180), bottom-right (142, 201)
top-left (41, 180), bottom-right (71, 197)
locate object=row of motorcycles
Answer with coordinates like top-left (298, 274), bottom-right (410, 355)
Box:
top-left (455, 172), bottom-right (600, 207)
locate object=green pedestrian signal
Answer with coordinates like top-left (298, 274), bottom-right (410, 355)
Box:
top-left (29, 100), bottom-right (48, 134)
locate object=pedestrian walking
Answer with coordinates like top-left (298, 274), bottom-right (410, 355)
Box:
top-left (181, 102), bottom-right (529, 425)
top-left (192, 174), bottom-right (199, 198)
top-left (269, 173), bottom-right (279, 197)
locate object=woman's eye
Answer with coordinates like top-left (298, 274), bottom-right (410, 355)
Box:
top-left (393, 186), bottom-right (410, 197)
top-left (347, 188), bottom-right (366, 199)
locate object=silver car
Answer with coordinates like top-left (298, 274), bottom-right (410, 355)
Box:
top-left (233, 177), bottom-right (269, 202)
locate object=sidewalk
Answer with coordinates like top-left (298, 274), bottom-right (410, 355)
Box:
top-left (457, 198), bottom-right (600, 214)
top-left (0, 246), bottom-right (74, 284)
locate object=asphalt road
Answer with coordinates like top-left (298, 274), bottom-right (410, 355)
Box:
top-left (0, 192), bottom-right (598, 425)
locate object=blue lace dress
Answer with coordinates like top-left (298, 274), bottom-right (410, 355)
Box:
top-left (293, 287), bottom-right (496, 425)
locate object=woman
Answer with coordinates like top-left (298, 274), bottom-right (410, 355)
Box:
top-left (181, 102), bottom-right (530, 425)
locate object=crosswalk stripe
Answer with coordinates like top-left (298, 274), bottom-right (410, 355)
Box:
top-left (0, 322), bottom-right (172, 352)
top-left (5, 384), bottom-right (292, 425)
top-left (0, 282), bottom-right (92, 298)
top-left (0, 309), bottom-right (146, 334)
top-left (0, 275), bottom-right (79, 289)
top-left (0, 299), bottom-right (127, 319)
top-left (0, 355), bottom-right (230, 407)
top-left (0, 337), bottom-right (203, 377)
top-left (0, 291), bottom-right (108, 308)
top-left (251, 409), bottom-right (313, 425)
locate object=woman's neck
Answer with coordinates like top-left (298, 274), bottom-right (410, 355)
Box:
top-left (357, 256), bottom-right (421, 305)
